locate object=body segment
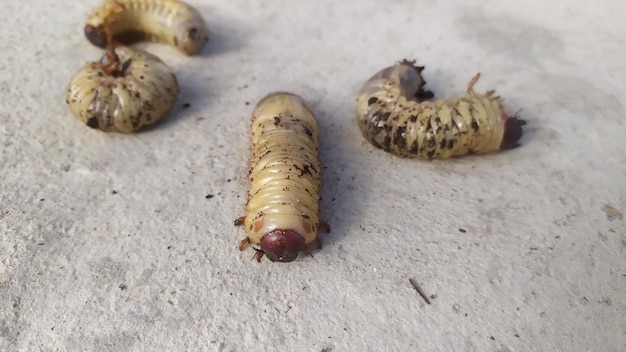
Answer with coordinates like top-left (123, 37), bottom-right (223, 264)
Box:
top-left (238, 92), bottom-right (323, 262)
top-left (66, 46), bottom-right (179, 133)
top-left (85, 0), bottom-right (209, 55)
top-left (356, 61), bottom-right (525, 159)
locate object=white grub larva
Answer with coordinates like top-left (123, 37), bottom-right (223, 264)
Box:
top-left (236, 92), bottom-right (327, 263)
top-left (85, 0), bottom-right (209, 56)
top-left (356, 60), bottom-right (526, 159)
top-left (66, 46), bottom-right (179, 133)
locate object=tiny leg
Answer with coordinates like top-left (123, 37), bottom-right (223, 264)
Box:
top-left (234, 216), bottom-right (245, 226)
top-left (239, 237), bottom-right (250, 251)
top-left (252, 248), bottom-right (265, 262)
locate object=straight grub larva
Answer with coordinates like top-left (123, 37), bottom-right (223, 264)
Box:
top-left (356, 60), bottom-right (526, 159)
top-left (66, 46), bottom-right (179, 133)
top-left (85, 0), bottom-right (209, 56)
top-left (236, 92), bottom-right (327, 263)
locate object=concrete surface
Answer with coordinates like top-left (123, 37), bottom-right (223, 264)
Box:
top-left (1, 0), bottom-right (625, 351)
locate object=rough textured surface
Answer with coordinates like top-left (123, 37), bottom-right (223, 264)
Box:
top-left (1, 0), bottom-right (625, 351)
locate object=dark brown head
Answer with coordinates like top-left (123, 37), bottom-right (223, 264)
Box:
top-left (259, 230), bottom-right (305, 262)
top-left (84, 24), bottom-right (109, 48)
top-left (500, 116), bottom-right (527, 149)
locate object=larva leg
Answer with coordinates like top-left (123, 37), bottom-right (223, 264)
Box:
top-left (252, 249), bottom-right (265, 262)
top-left (85, 0), bottom-right (209, 56)
top-left (66, 46), bottom-right (179, 133)
top-left (467, 73), bottom-right (495, 98)
top-left (241, 92), bottom-right (323, 262)
top-left (356, 61), bottom-right (527, 159)
top-left (234, 216), bottom-right (245, 226)
top-left (238, 237), bottom-right (250, 251)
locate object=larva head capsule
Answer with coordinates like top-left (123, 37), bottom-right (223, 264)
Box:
top-left (500, 116), bottom-right (527, 149)
top-left (259, 230), bottom-right (306, 262)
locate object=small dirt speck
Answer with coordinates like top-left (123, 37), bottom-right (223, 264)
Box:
top-left (601, 204), bottom-right (623, 221)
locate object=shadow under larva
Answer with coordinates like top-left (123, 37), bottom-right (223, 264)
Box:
top-left (356, 60), bottom-right (526, 160)
top-left (84, 0), bottom-right (209, 56)
top-left (236, 92), bottom-right (329, 263)
top-left (66, 46), bottom-right (180, 133)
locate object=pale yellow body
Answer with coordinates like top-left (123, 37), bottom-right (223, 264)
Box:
top-left (244, 93), bottom-right (321, 245)
top-left (356, 63), bottom-right (508, 159)
top-left (66, 46), bottom-right (179, 133)
top-left (86, 0), bottom-right (209, 55)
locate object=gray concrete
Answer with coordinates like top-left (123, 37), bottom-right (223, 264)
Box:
top-left (1, 0), bottom-right (624, 351)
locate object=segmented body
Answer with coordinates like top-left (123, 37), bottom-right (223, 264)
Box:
top-left (356, 61), bottom-right (525, 159)
top-left (85, 0), bottom-right (209, 55)
top-left (238, 92), bottom-right (323, 262)
top-left (66, 46), bottom-right (179, 133)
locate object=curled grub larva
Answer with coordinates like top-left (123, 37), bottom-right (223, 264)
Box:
top-left (85, 0), bottom-right (209, 56)
top-left (356, 60), bottom-right (526, 159)
top-left (237, 92), bottom-right (326, 262)
top-left (66, 46), bottom-right (179, 133)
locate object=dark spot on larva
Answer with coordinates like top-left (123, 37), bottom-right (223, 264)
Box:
top-left (173, 36), bottom-right (179, 46)
top-left (145, 113), bottom-right (152, 121)
top-left (383, 135), bottom-right (392, 149)
top-left (368, 97), bottom-right (378, 105)
top-left (427, 150), bottom-right (435, 159)
top-left (304, 126), bottom-right (312, 136)
top-left (425, 119), bottom-right (432, 132)
top-left (409, 115), bottom-right (417, 123)
top-left (188, 28), bottom-right (199, 39)
top-left (394, 126), bottom-right (407, 148)
top-left (274, 116), bottom-right (280, 126)
top-left (447, 139), bottom-right (455, 149)
top-left (139, 75), bottom-right (144, 80)
top-left (86, 117), bottom-right (99, 129)
top-left (471, 119), bottom-right (479, 133)
top-left (303, 214), bottom-right (310, 219)
top-left (439, 138), bottom-right (447, 150)
top-left (143, 101), bottom-right (155, 111)
top-left (409, 142), bottom-right (418, 154)
top-left (293, 164), bottom-right (312, 177)
top-left (121, 59), bottom-right (132, 74)
top-left (427, 137), bottom-right (436, 148)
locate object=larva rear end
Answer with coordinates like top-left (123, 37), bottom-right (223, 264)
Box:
top-left (238, 93), bottom-right (323, 262)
